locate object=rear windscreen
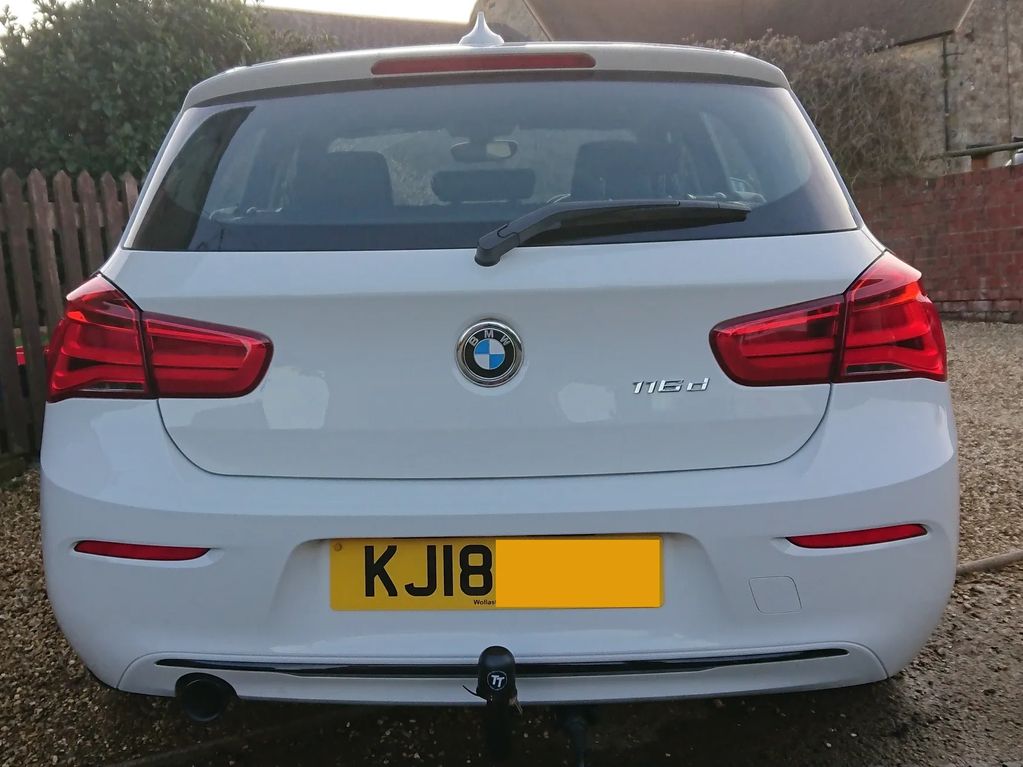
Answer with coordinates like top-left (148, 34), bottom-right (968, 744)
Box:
top-left (130, 76), bottom-right (857, 252)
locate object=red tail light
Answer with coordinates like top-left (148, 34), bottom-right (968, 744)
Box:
top-left (46, 279), bottom-right (149, 399)
top-left (710, 254), bottom-right (946, 386)
top-left (74, 540), bottom-right (209, 561)
top-left (144, 315), bottom-right (272, 397)
top-left (47, 276), bottom-right (272, 402)
top-left (836, 255), bottom-right (946, 382)
top-left (371, 52), bottom-right (596, 76)
top-left (707, 296), bottom-right (843, 386)
top-left (787, 524), bottom-right (927, 549)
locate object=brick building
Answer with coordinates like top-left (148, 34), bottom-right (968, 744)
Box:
top-left (473, 0), bottom-right (1023, 170)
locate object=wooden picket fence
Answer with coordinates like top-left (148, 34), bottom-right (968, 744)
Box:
top-left (0, 168), bottom-right (140, 455)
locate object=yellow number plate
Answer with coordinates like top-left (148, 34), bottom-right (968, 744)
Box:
top-left (329, 537), bottom-right (661, 611)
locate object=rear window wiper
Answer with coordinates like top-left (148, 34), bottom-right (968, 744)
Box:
top-left (475, 199), bottom-right (751, 266)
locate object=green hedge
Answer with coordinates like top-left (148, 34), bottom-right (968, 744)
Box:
top-left (0, 0), bottom-right (333, 175)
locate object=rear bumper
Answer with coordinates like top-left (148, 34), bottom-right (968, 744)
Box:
top-left (127, 646), bottom-right (881, 705)
top-left (41, 379), bottom-right (958, 705)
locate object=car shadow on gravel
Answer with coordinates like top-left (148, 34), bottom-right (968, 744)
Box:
top-left (183, 567), bottom-right (1023, 767)
top-left (195, 680), bottom-right (925, 767)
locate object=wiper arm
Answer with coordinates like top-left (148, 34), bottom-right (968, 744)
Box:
top-left (475, 199), bottom-right (750, 266)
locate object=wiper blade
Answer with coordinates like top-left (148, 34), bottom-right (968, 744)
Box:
top-left (475, 199), bottom-right (750, 266)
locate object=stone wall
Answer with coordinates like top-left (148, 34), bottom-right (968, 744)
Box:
top-left (947, 0), bottom-right (1023, 160)
top-left (861, 0), bottom-right (1022, 168)
top-left (887, 38), bottom-right (964, 174)
top-left (856, 166), bottom-right (1023, 323)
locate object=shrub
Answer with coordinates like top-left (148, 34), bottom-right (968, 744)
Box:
top-left (0, 0), bottom-right (334, 175)
top-left (697, 29), bottom-right (933, 185)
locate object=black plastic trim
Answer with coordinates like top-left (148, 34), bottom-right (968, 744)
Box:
top-left (192, 70), bottom-right (781, 109)
top-left (157, 648), bottom-right (847, 679)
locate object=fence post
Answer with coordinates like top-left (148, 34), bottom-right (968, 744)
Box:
top-left (0, 223), bottom-right (30, 455)
top-left (99, 172), bottom-right (125, 253)
top-left (121, 172), bottom-right (139, 217)
top-left (76, 171), bottom-right (104, 273)
top-left (52, 171), bottom-right (85, 292)
top-left (0, 169), bottom-right (46, 446)
top-left (26, 170), bottom-right (65, 334)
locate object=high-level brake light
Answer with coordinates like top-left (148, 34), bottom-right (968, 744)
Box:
top-left (371, 52), bottom-right (596, 76)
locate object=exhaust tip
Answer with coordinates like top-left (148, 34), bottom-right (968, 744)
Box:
top-left (176, 673), bottom-right (235, 723)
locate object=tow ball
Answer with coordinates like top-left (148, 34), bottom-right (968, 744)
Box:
top-left (470, 646), bottom-right (594, 767)
top-left (471, 646), bottom-right (520, 761)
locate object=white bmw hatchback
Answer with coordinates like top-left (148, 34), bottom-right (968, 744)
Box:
top-left (41, 29), bottom-right (957, 715)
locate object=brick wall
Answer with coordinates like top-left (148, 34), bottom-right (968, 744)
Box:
top-left (855, 166), bottom-right (1023, 323)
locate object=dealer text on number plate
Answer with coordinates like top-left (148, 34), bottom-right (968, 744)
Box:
top-left (329, 536), bottom-right (662, 610)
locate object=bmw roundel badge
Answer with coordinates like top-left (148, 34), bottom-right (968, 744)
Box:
top-left (457, 320), bottom-right (523, 387)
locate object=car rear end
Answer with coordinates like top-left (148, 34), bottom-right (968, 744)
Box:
top-left (41, 42), bottom-right (957, 705)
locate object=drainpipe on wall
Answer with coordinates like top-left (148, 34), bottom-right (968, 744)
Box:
top-left (941, 33), bottom-right (953, 153)
top-left (1004, 0), bottom-right (1014, 142)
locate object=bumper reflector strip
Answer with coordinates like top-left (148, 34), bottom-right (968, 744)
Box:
top-left (787, 524), bottom-right (927, 549)
top-left (74, 540), bottom-right (209, 561)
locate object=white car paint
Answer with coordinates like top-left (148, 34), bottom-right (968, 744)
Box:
top-left (42, 379), bottom-right (957, 703)
top-left (100, 230), bottom-right (878, 479)
top-left (41, 38), bottom-right (958, 707)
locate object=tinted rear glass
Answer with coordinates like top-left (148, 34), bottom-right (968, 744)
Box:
top-left (131, 76), bottom-right (857, 252)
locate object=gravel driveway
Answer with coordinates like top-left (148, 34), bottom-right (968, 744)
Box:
top-left (1, 320), bottom-right (1020, 766)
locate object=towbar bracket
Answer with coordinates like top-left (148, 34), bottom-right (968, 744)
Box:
top-left (557, 706), bottom-right (596, 767)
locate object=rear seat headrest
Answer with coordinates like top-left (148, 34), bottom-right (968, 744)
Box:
top-left (292, 150), bottom-right (394, 215)
top-left (571, 140), bottom-right (679, 200)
